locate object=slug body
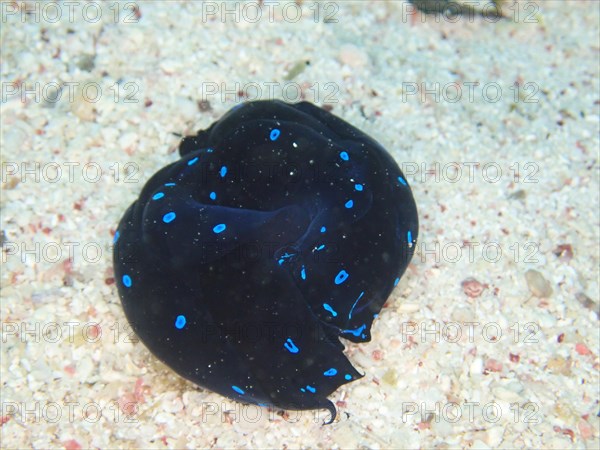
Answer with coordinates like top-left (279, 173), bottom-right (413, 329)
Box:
top-left (113, 100), bottom-right (418, 422)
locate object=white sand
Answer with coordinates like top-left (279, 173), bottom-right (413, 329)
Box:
top-left (1, 1), bottom-right (598, 448)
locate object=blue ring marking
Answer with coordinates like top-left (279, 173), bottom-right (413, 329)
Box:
top-left (323, 368), bottom-right (337, 377)
top-left (113, 231), bottom-right (120, 244)
top-left (320, 226), bottom-right (326, 233)
top-left (187, 157), bottom-right (199, 166)
top-left (342, 324), bottom-right (366, 337)
top-left (213, 224), bottom-right (226, 234)
top-left (175, 315), bottom-right (186, 329)
top-left (355, 184), bottom-right (363, 191)
top-left (232, 385), bottom-right (245, 395)
top-left (334, 270), bottom-right (349, 285)
top-left (270, 128), bottom-right (281, 141)
top-left (122, 274), bottom-right (132, 288)
top-left (163, 212), bottom-right (176, 223)
top-left (220, 166), bottom-right (228, 178)
top-left (209, 192), bottom-right (217, 201)
top-left (340, 151), bottom-right (349, 161)
top-left (152, 192), bottom-right (165, 200)
top-left (164, 182), bottom-right (176, 187)
top-left (398, 176), bottom-right (407, 186)
top-left (394, 277), bottom-right (400, 287)
top-left (301, 266), bottom-right (306, 280)
top-left (348, 291), bottom-right (365, 319)
top-left (345, 199), bottom-right (354, 209)
top-left (323, 303), bottom-right (338, 317)
top-left (306, 385), bottom-right (316, 393)
top-left (316, 244), bottom-right (325, 251)
top-left (344, 374), bottom-right (352, 381)
top-left (284, 338), bottom-right (299, 353)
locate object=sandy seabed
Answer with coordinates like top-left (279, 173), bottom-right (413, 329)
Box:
top-left (1, 1), bottom-right (598, 448)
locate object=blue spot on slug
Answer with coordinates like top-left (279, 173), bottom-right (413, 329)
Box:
top-left (323, 303), bottom-right (338, 317)
top-left (175, 315), bottom-right (186, 329)
top-left (348, 291), bottom-right (365, 319)
top-left (284, 338), bottom-right (299, 354)
top-left (270, 129), bottom-right (281, 141)
top-left (163, 212), bottom-right (176, 223)
top-left (334, 270), bottom-right (349, 285)
top-left (342, 324), bottom-right (367, 338)
top-left (213, 224), bottom-right (226, 234)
